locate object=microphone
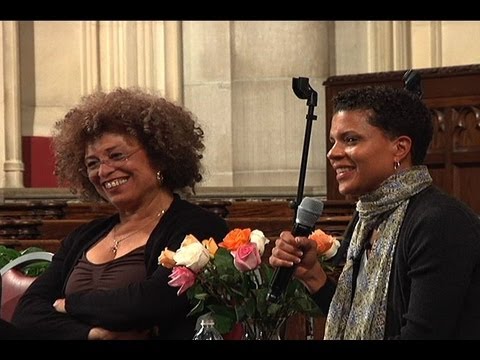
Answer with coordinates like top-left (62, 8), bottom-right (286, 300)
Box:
top-left (266, 197), bottom-right (324, 303)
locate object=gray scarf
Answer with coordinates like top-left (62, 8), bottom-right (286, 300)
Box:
top-left (324, 165), bottom-right (432, 339)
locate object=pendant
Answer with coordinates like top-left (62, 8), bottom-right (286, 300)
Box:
top-left (111, 240), bottom-right (119, 255)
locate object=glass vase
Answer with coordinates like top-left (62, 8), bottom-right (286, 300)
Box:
top-left (241, 318), bottom-right (285, 340)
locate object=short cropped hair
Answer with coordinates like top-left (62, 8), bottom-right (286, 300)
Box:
top-left (333, 85), bottom-right (433, 165)
top-left (53, 87), bottom-right (205, 201)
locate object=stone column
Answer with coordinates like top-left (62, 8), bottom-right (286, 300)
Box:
top-left (430, 21), bottom-right (443, 67)
top-left (80, 21), bottom-right (100, 96)
top-left (367, 21), bottom-right (411, 72)
top-left (164, 21), bottom-right (183, 105)
top-left (2, 21), bottom-right (24, 188)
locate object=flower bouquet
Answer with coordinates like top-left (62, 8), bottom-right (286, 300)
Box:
top-left (159, 228), bottom-right (340, 339)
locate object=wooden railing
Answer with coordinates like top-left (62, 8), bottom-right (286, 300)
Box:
top-left (0, 198), bottom-right (355, 251)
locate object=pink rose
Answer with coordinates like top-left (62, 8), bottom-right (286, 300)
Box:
top-left (232, 243), bottom-right (261, 272)
top-left (168, 266), bottom-right (196, 295)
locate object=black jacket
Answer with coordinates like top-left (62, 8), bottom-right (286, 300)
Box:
top-left (12, 194), bottom-right (229, 340)
top-left (313, 186), bottom-right (480, 339)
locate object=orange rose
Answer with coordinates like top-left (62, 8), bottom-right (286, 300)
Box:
top-left (202, 237), bottom-right (218, 257)
top-left (309, 229), bottom-right (340, 259)
top-left (158, 248), bottom-right (177, 269)
top-left (220, 228), bottom-right (252, 251)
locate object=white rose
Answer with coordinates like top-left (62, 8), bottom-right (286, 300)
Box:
top-left (250, 229), bottom-right (270, 256)
top-left (173, 242), bottom-right (210, 273)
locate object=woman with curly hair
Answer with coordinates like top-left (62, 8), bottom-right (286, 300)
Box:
top-left (11, 88), bottom-right (229, 339)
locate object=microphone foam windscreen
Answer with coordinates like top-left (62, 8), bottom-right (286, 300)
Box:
top-left (296, 197), bottom-right (324, 228)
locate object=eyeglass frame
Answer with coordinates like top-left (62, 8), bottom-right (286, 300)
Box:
top-left (81, 147), bottom-right (142, 176)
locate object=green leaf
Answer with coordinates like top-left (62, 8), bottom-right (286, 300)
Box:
top-left (192, 292), bottom-right (208, 301)
top-left (209, 305), bottom-right (236, 334)
top-left (187, 282), bottom-right (205, 298)
top-left (262, 263), bottom-right (275, 281)
top-left (266, 301), bottom-right (283, 317)
top-left (213, 248), bottom-right (233, 270)
top-left (255, 287), bottom-right (269, 315)
top-left (22, 261), bottom-right (51, 277)
top-left (243, 296), bottom-right (256, 317)
top-left (0, 246), bottom-right (21, 267)
top-left (234, 304), bottom-right (247, 321)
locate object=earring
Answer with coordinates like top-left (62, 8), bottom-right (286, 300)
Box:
top-left (156, 171), bottom-right (164, 186)
top-left (394, 161), bottom-right (401, 171)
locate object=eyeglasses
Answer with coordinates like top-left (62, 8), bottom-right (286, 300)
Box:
top-left (83, 148), bottom-right (142, 175)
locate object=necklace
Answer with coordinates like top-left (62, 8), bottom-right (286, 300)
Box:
top-left (111, 209), bottom-right (166, 255)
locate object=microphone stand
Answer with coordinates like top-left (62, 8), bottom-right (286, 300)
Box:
top-left (403, 69), bottom-right (423, 99)
top-left (291, 77), bottom-right (318, 340)
top-left (291, 77), bottom-right (318, 219)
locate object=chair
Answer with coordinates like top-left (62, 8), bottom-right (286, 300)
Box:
top-left (0, 251), bottom-right (53, 322)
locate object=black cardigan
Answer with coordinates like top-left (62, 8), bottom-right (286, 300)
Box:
top-left (313, 186), bottom-right (480, 339)
top-left (12, 194), bottom-right (229, 340)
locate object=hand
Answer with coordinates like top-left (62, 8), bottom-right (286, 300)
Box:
top-left (269, 230), bottom-right (327, 294)
top-left (88, 327), bottom-right (151, 340)
top-left (52, 298), bottom-right (66, 313)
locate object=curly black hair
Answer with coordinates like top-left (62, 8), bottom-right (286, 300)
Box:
top-left (333, 85), bottom-right (433, 165)
top-left (52, 87), bottom-right (205, 201)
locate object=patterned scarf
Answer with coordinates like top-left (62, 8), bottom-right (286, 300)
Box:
top-left (324, 166), bottom-right (432, 340)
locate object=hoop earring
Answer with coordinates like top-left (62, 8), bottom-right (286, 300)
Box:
top-left (156, 171), bottom-right (164, 186)
top-left (394, 161), bottom-right (401, 171)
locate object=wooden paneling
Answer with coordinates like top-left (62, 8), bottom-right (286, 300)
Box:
top-left (0, 199), bottom-right (355, 250)
top-left (0, 239), bottom-right (61, 253)
top-left (0, 201), bottom-right (66, 220)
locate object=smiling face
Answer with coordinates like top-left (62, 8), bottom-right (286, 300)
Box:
top-left (327, 110), bottom-right (411, 197)
top-left (84, 133), bottom-right (160, 211)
